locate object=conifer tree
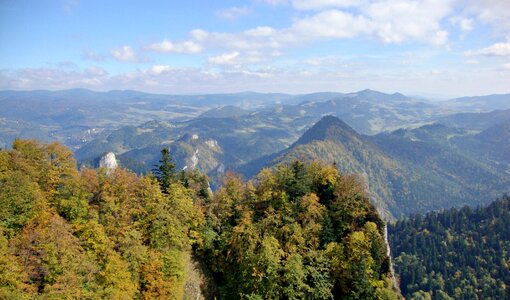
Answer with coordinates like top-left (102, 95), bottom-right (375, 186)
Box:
top-left (153, 148), bottom-right (176, 194)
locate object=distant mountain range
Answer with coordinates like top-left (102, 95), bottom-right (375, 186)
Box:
top-left (444, 93), bottom-right (510, 111)
top-left (70, 88), bottom-right (438, 177)
top-left (2, 88), bottom-right (510, 150)
top-left (0, 89), bottom-right (296, 150)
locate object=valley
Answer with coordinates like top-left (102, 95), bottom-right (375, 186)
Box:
top-left (5, 89), bottom-right (508, 151)
top-left (5, 89), bottom-right (504, 219)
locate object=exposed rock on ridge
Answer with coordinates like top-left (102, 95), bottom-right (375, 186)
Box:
top-left (99, 152), bottom-right (118, 174)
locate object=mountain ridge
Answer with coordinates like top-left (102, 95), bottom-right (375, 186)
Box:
top-left (240, 115), bottom-right (509, 219)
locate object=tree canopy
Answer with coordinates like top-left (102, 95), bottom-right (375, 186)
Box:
top-left (389, 195), bottom-right (510, 299)
top-left (0, 140), bottom-right (399, 299)
top-left (197, 161), bottom-right (399, 299)
top-left (0, 140), bottom-right (203, 299)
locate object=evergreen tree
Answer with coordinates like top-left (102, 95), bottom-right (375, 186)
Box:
top-left (390, 195), bottom-right (510, 299)
top-left (153, 148), bottom-right (176, 194)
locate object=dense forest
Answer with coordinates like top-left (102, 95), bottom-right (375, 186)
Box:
top-left (0, 139), bottom-right (399, 299)
top-left (199, 161), bottom-right (399, 298)
top-left (389, 196), bottom-right (510, 299)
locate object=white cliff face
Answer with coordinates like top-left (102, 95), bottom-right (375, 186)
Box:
top-left (190, 149), bottom-right (199, 169)
top-left (385, 224), bottom-right (397, 290)
top-left (99, 152), bottom-right (118, 174)
top-left (205, 139), bottom-right (218, 149)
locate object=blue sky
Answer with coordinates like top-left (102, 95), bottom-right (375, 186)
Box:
top-left (1, 0), bottom-right (509, 97)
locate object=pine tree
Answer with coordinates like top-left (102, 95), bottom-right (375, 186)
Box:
top-left (153, 148), bottom-right (176, 194)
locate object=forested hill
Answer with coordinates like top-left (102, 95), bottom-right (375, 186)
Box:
top-left (0, 139), bottom-right (400, 299)
top-left (240, 115), bottom-right (509, 220)
top-left (389, 195), bottom-right (510, 299)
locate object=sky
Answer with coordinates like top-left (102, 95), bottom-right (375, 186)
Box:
top-left (1, 0), bottom-right (509, 97)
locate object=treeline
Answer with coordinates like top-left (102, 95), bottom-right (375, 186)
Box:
top-left (1, 139), bottom-right (399, 299)
top-left (389, 195), bottom-right (510, 299)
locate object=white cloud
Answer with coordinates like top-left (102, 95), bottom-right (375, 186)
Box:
top-left (85, 66), bottom-right (108, 76)
top-left (259, 0), bottom-right (364, 9)
top-left (208, 52), bottom-right (241, 65)
top-left (311, 0), bottom-right (454, 46)
top-left (147, 40), bottom-right (202, 54)
top-left (289, 10), bottom-right (372, 40)
top-left (163, 27), bottom-right (283, 52)
top-left (110, 46), bottom-right (138, 62)
top-left (216, 6), bottom-right (252, 20)
top-left (464, 0), bottom-right (510, 36)
top-left (150, 65), bottom-right (173, 74)
top-left (229, 69), bottom-right (274, 79)
top-left (257, 0), bottom-right (289, 6)
top-left (450, 17), bottom-right (473, 32)
top-left (245, 26), bottom-right (277, 37)
top-left (291, 0), bottom-right (454, 45)
top-left (303, 56), bottom-right (341, 66)
top-left (292, 0), bottom-right (366, 10)
top-left (149, 0), bottom-right (453, 59)
top-left (264, 0), bottom-right (510, 41)
top-left (457, 1), bottom-right (510, 58)
top-left (364, 0), bottom-right (452, 45)
top-left (270, 0), bottom-right (453, 45)
top-left (2, 62), bottom-right (509, 95)
top-left (467, 42), bottom-right (510, 56)
top-left (207, 50), bottom-right (282, 66)
top-left (0, 66), bottom-right (108, 90)
top-left (502, 63), bottom-right (510, 70)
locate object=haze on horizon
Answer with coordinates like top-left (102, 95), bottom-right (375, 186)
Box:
top-left (1, 0), bottom-right (509, 98)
